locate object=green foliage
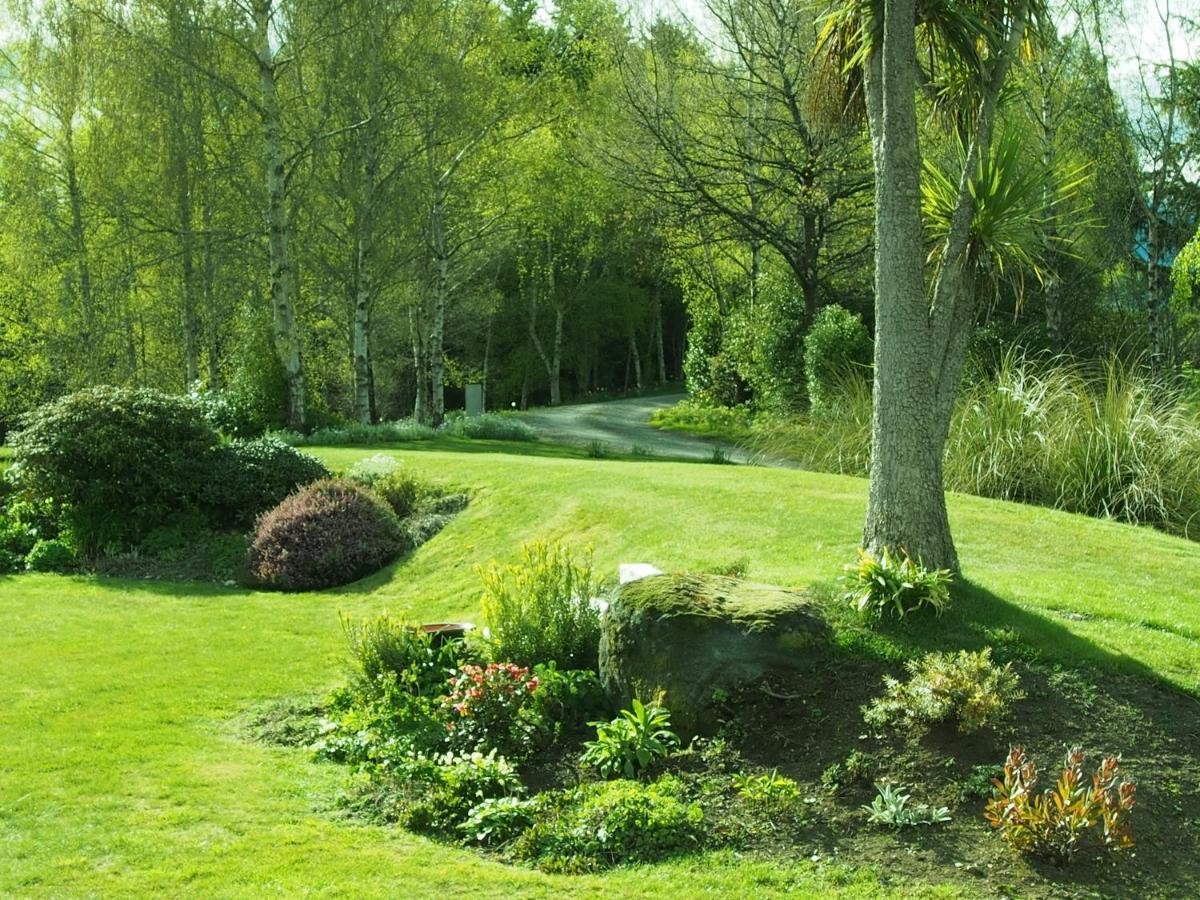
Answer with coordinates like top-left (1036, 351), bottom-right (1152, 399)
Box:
top-left (529, 663), bottom-right (611, 731)
top-left (803, 305), bottom-right (872, 417)
top-left (732, 769), bottom-right (800, 807)
top-left (280, 420), bottom-right (437, 447)
top-left (478, 541), bottom-right (605, 670)
top-left (459, 795), bottom-right (542, 846)
top-left (863, 648), bottom-right (1023, 734)
top-left (244, 479), bottom-right (404, 591)
top-left (10, 386), bottom-right (220, 552)
top-left (204, 437), bottom-right (329, 527)
top-left (581, 699), bottom-right (679, 779)
top-left (442, 662), bottom-right (545, 758)
top-left (97, 517), bottom-right (246, 583)
top-left (513, 776), bottom-right (703, 872)
top-left (726, 274), bottom-right (810, 411)
top-left (842, 547), bottom-right (952, 619)
top-left (442, 412), bottom-right (537, 441)
top-left (381, 750), bottom-right (524, 837)
top-left (341, 613), bottom-right (457, 700)
top-left (370, 470), bottom-right (424, 519)
top-left (24, 537), bottom-right (77, 573)
top-left (649, 400), bottom-right (754, 437)
top-left (820, 750), bottom-right (878, 793)
top-left (958, 764), bottom-right (1005, 803)
top-left (345, 453), bottom-right (401, 487)
top-left (984, 747), bottom-right (1136, 863)
top-left (863, 783), bottom-right (951, 828)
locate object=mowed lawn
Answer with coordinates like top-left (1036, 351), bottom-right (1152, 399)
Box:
top-left (2, 447), bottom-right (1198, 897)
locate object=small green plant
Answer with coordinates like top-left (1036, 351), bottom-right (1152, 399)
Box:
top-left (24, 537), bottom-right (77, 572)
top-left (821, 750), bottom-right (878, 792)
top-left (708, 446), bottom-right (732, 465)
top-left (479, 541), bottom-right (605, 670)
top-left (586, 440), bottom-right (609, 458)
top-left (402, 750), bottom-right (524, 836)
top-left (863, 648), bottom-right (1023, 733)
top-left (341, 613), bottom-right (456, 699)
top-left (842, 546), bottom-right (952, 618)
top-left (733, 769), bottom-right (800, 805)
top-left (863, 783), bottom-right (951, 827)
top-left (512, 776), bottom-right (702, 872)
top-left (959, 764), bottom-right (1005, 803)
top-left (582, 699), bottom-right (679, 779)
top-left (984, 747), bottom-right (1136, 863)
top-left (706, 557), bottom-right (749, 578)
top-left (629, 443), bottom-right (655, 458)
top-left (346, 453), bottom-right (401, 487)
top-left (459, 795), bottom-right (541, 846)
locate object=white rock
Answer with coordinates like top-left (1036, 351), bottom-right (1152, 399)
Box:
top-left (619, 563), bottom-right (663, 585)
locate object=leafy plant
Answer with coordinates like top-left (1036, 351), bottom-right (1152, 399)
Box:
top-left (244, 479), bottom-right (404, 590)
top-left (581, 699), bottom-right (679, 779)
top-left (442, 412), bottom-right (537, 442)
top-left (842, 546), bottom-right (952, 618)
top-left (733, 769), bottom-right (800, 805)
top-left (863, 648), bottom-right (1023, 733)
top-left (370, 469), bottom-right (426, 519)
top-left (803, 304), bottom-right (873, 417)
top-left (24, 537), bottom-right (77, 572)
top-left (459, 796), bottom-right (541, 846)
top-left (399, 750), bottom-right (524, 836)
top-left (863, 783), bottom-right (951, 828)
top-left (479, 541), bottom-right (605, 670)
top-left (342, 613), bottom-right (459, 700)
top-left (345, 453), bottom-right (401, 487)
top-left (984, 747), bottom-right (1136, 863)
top-left (442, 663), bottom-right (543, 758)
top-left (512, 776), bottom-right (703, 872)
top-left (202, 437), bottom-right (329, 526)
top-left (821, 750), bottom-right (878, 792)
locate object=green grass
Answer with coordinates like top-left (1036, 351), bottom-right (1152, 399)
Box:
top-left (2, 447), bottom-right (1198, 896)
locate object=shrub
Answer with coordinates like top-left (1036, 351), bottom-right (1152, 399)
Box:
top-left (342, 613), bottom-right (457, 699)
top-left (863, 648), bottom-right (1023, 734)
top-left (459, 796), bottom-right (542, 846)
top-left (244, 479), bottom-right (404, 590)
top-left (442, 412), bottom-right (537, 442)
top-left (803, 305), bottom-right (872, 416)
top-left (0, 548), bottom-right (22, 573)
top-left (513, 776), bottom-right (703, 872)
top-left (863, 783), bottom-right (951, 827)
top-left (96, 517), bottom-right (246, 582)
top-left (529, 664), bottom-right (611, 733)
top-left (9, 386), bottom-right (220, 551)
top-left (24, 538), bottom-right (77, 572)
top-left (479, 541), bottom-right (605, 670)
top-left (442, 663), bottom-right (544, 758)
top-left (581, 699), bottom-right (679, 779)
top-left (842, 547), bottom-right (952, 619)
top-left (371, 469), bottom-right (424, 519)
top-left (204, 437), bottom-right (329, 526)
top-left (346, 453), bottom-right (401, 487)
top-left (984, 747), bottom-right (1136, 863)
top-left (315, 681), bottom-right (445, 772)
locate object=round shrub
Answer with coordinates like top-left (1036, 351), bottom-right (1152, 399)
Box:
top-left (245, 479), bottom-right (404, 590)
top-left (9, 386), bottom-right (220, 551)
top-left (203, 437), bottom-right (329, 526)
top-left (372, 469), bottom-right (423, 519)
top-left (25, 538), bottom-right (77, 573)
top-left (803, 305), bottom-right (872, 416)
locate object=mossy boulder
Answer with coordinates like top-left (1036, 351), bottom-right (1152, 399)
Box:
top-left (599, 573), bottom-right (830, 735)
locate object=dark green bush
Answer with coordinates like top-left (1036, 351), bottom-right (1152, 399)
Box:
top-left (0, 548), bottom-right (21, 573)
top-left (9, 386), bottom-right (220, 551)
top-left (203, 437), bottom-right (329, 526)
top-left (513, 776), bottom-right (703, 872)
top-left (803, 305), bottom-right (872, 416)
top-left (25, 538), bottom-right (77, 572)
top-left (244, 479), bottom-right (404, 591)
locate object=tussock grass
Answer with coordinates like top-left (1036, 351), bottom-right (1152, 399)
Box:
top-left (743, 354), bottom-right (1200, 539)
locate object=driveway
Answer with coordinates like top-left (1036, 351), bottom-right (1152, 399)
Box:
top-left (518, 394), bottom-right (795, 467)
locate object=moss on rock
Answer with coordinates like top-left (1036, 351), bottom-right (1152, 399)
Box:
top-left (599, 573), bottom-right (830, 735)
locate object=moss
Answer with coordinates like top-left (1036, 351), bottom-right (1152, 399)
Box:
top-left (619, 573), bottom-right (821, 633)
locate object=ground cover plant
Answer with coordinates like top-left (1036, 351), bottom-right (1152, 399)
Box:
top-left (2, 448), bottom-right (1200, 898)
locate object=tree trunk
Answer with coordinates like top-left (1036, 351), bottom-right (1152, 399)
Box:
top-left (255, 0), bottom-right (305, 430)
top-left (1039, 59), bottom-right (1063, 350)
top-left (410, 304), bottom-right (428, 423)
top-left (352, 233), bottom-right (373, 424)
top-left (62, 123), bottom-right (95, 363)
top-left (861, 0), bottom-right (958, 571)
top-left (549, 307), bottom-right (564, 405)
top-left (653, 281), bottom-right (667, 385)
top-left (629, 332), bottom-right (642, 392)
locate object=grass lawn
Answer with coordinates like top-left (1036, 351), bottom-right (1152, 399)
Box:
top-left (2, 446), bottom-right (1198, 897)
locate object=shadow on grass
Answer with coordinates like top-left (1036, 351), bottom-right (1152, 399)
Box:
top-left (830, 578), bottom-right (1172, 693)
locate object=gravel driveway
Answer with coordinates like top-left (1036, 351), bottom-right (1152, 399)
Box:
top-left (518, 394), bottom-right (795, 467)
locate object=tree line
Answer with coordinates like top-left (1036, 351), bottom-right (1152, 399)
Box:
top-left (0, 0), bottom-right (1196, 445)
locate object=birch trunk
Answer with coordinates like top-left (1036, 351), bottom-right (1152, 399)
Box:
top-left (254, 0), bottom-right (305, 429)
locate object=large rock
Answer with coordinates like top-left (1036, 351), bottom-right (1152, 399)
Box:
top-left (599, 573), bottom-right (830, 735)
